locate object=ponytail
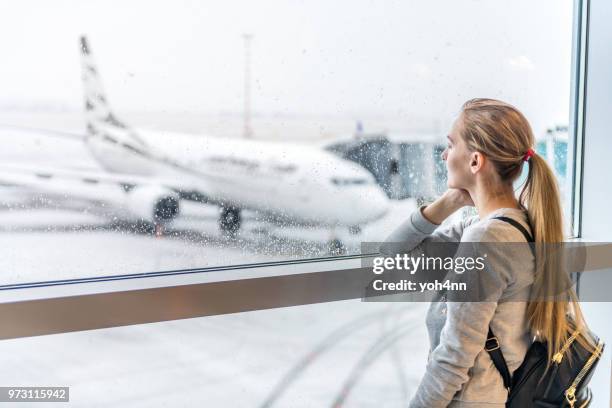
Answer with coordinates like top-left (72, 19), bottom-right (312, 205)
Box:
top-left (520, 154), bottom-right (593, 363)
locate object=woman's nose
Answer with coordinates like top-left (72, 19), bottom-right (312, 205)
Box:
top-left (441, 148), bottom-right (448, 161)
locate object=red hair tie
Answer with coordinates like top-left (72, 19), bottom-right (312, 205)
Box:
top-left (523, 148), bottom-right (535, 162)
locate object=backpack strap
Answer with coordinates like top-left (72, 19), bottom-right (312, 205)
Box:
top-left (486, 327), bottom-right (512, 390)
top-left (485, 215), bottom-right (535, 391)
top-left (493, 216), bottom-right (534, 243)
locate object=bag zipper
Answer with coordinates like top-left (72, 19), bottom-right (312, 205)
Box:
top-left (553, 330), bottom-right (580, 363)
top-left (564, 340), bottom-right (604, 407)
top-left (542, 331), bottom-right (581, 398)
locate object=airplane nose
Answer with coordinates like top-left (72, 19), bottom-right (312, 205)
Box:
top-left (357, 186), bottom-right (390, 222)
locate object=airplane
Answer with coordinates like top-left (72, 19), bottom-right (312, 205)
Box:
top-left (0, 36), bottom-right (390, 252)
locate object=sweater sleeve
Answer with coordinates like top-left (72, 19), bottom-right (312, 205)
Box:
top-left (407, 226), bottom-right (512, 407)
top-left (379, 206), bottom-right (469, 256)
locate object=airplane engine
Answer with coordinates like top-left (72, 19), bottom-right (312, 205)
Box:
top-left (123, 185), bottom-right (180, 224)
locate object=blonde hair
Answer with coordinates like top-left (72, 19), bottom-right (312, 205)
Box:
top-left (459, 98), bottom-right (594, 363)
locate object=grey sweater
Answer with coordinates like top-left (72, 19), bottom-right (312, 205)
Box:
top-left (381, 206), bottom-right (535, 407)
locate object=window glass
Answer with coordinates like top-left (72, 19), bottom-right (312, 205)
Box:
top-left (0, 0), bottom-right (575, 284)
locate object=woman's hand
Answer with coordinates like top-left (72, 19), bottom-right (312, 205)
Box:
top-left (443, 188), bottom-right (474, 208)
top-left (421, 189), bottom-right (474, 225)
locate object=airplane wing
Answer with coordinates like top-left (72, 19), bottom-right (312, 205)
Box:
top-left (0, 162), bottom-right (210, 201)
top-left (0, 160), bottom-right (226, 230)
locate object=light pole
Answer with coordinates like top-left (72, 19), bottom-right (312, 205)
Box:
top-left (243, 33), bottom-right (253, 139)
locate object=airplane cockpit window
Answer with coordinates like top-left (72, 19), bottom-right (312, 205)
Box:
top-left (0, 0), bottom-right (576, 286)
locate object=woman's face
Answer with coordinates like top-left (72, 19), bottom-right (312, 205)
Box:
top-left (441, 117), bottom-right (474, 189)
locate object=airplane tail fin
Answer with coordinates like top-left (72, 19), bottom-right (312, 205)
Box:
top-left (80, 36), bottom-right (125, 129)
top-left (79, 36), bottom-right (147, 148)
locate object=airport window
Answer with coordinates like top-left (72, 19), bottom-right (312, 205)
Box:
top-left (2, 0), bottom-right (601, 407)
top-left (0, 0), bottom-right (577, 286)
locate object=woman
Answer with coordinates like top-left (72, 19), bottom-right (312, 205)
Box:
top-left (382, 99), bottom-right (593, 407)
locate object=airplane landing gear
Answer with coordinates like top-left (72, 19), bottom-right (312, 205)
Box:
top-left (348, 225), bottom-right (362, 235)
top-left (220, 206), bottom-right (241, 237)
top-left (328, 238), bottom-right (346, 255)
top-left (327, 226), bottom-right (346, 255)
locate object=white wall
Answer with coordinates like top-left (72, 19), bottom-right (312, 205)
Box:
top-left (577, 0), bottom-right (612, 405)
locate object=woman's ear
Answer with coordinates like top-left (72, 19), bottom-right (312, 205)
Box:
top-left (469, 151), bottom-right (484, 174)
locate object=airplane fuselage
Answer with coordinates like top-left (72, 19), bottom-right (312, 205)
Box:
top-left (86, 126), bottom-right (390, 228)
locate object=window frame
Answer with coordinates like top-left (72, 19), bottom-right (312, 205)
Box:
top-left (569, 0), bottom-right (589, 239)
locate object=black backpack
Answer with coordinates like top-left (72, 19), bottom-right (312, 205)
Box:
top-left (488, 216), bottom-right (605, 407)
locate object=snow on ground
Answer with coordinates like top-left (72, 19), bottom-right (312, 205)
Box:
top-left (0, 196), bottom-right (417, 285)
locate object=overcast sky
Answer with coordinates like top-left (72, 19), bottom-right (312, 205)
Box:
top-left (0, 0), bottom-right (574, 135)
